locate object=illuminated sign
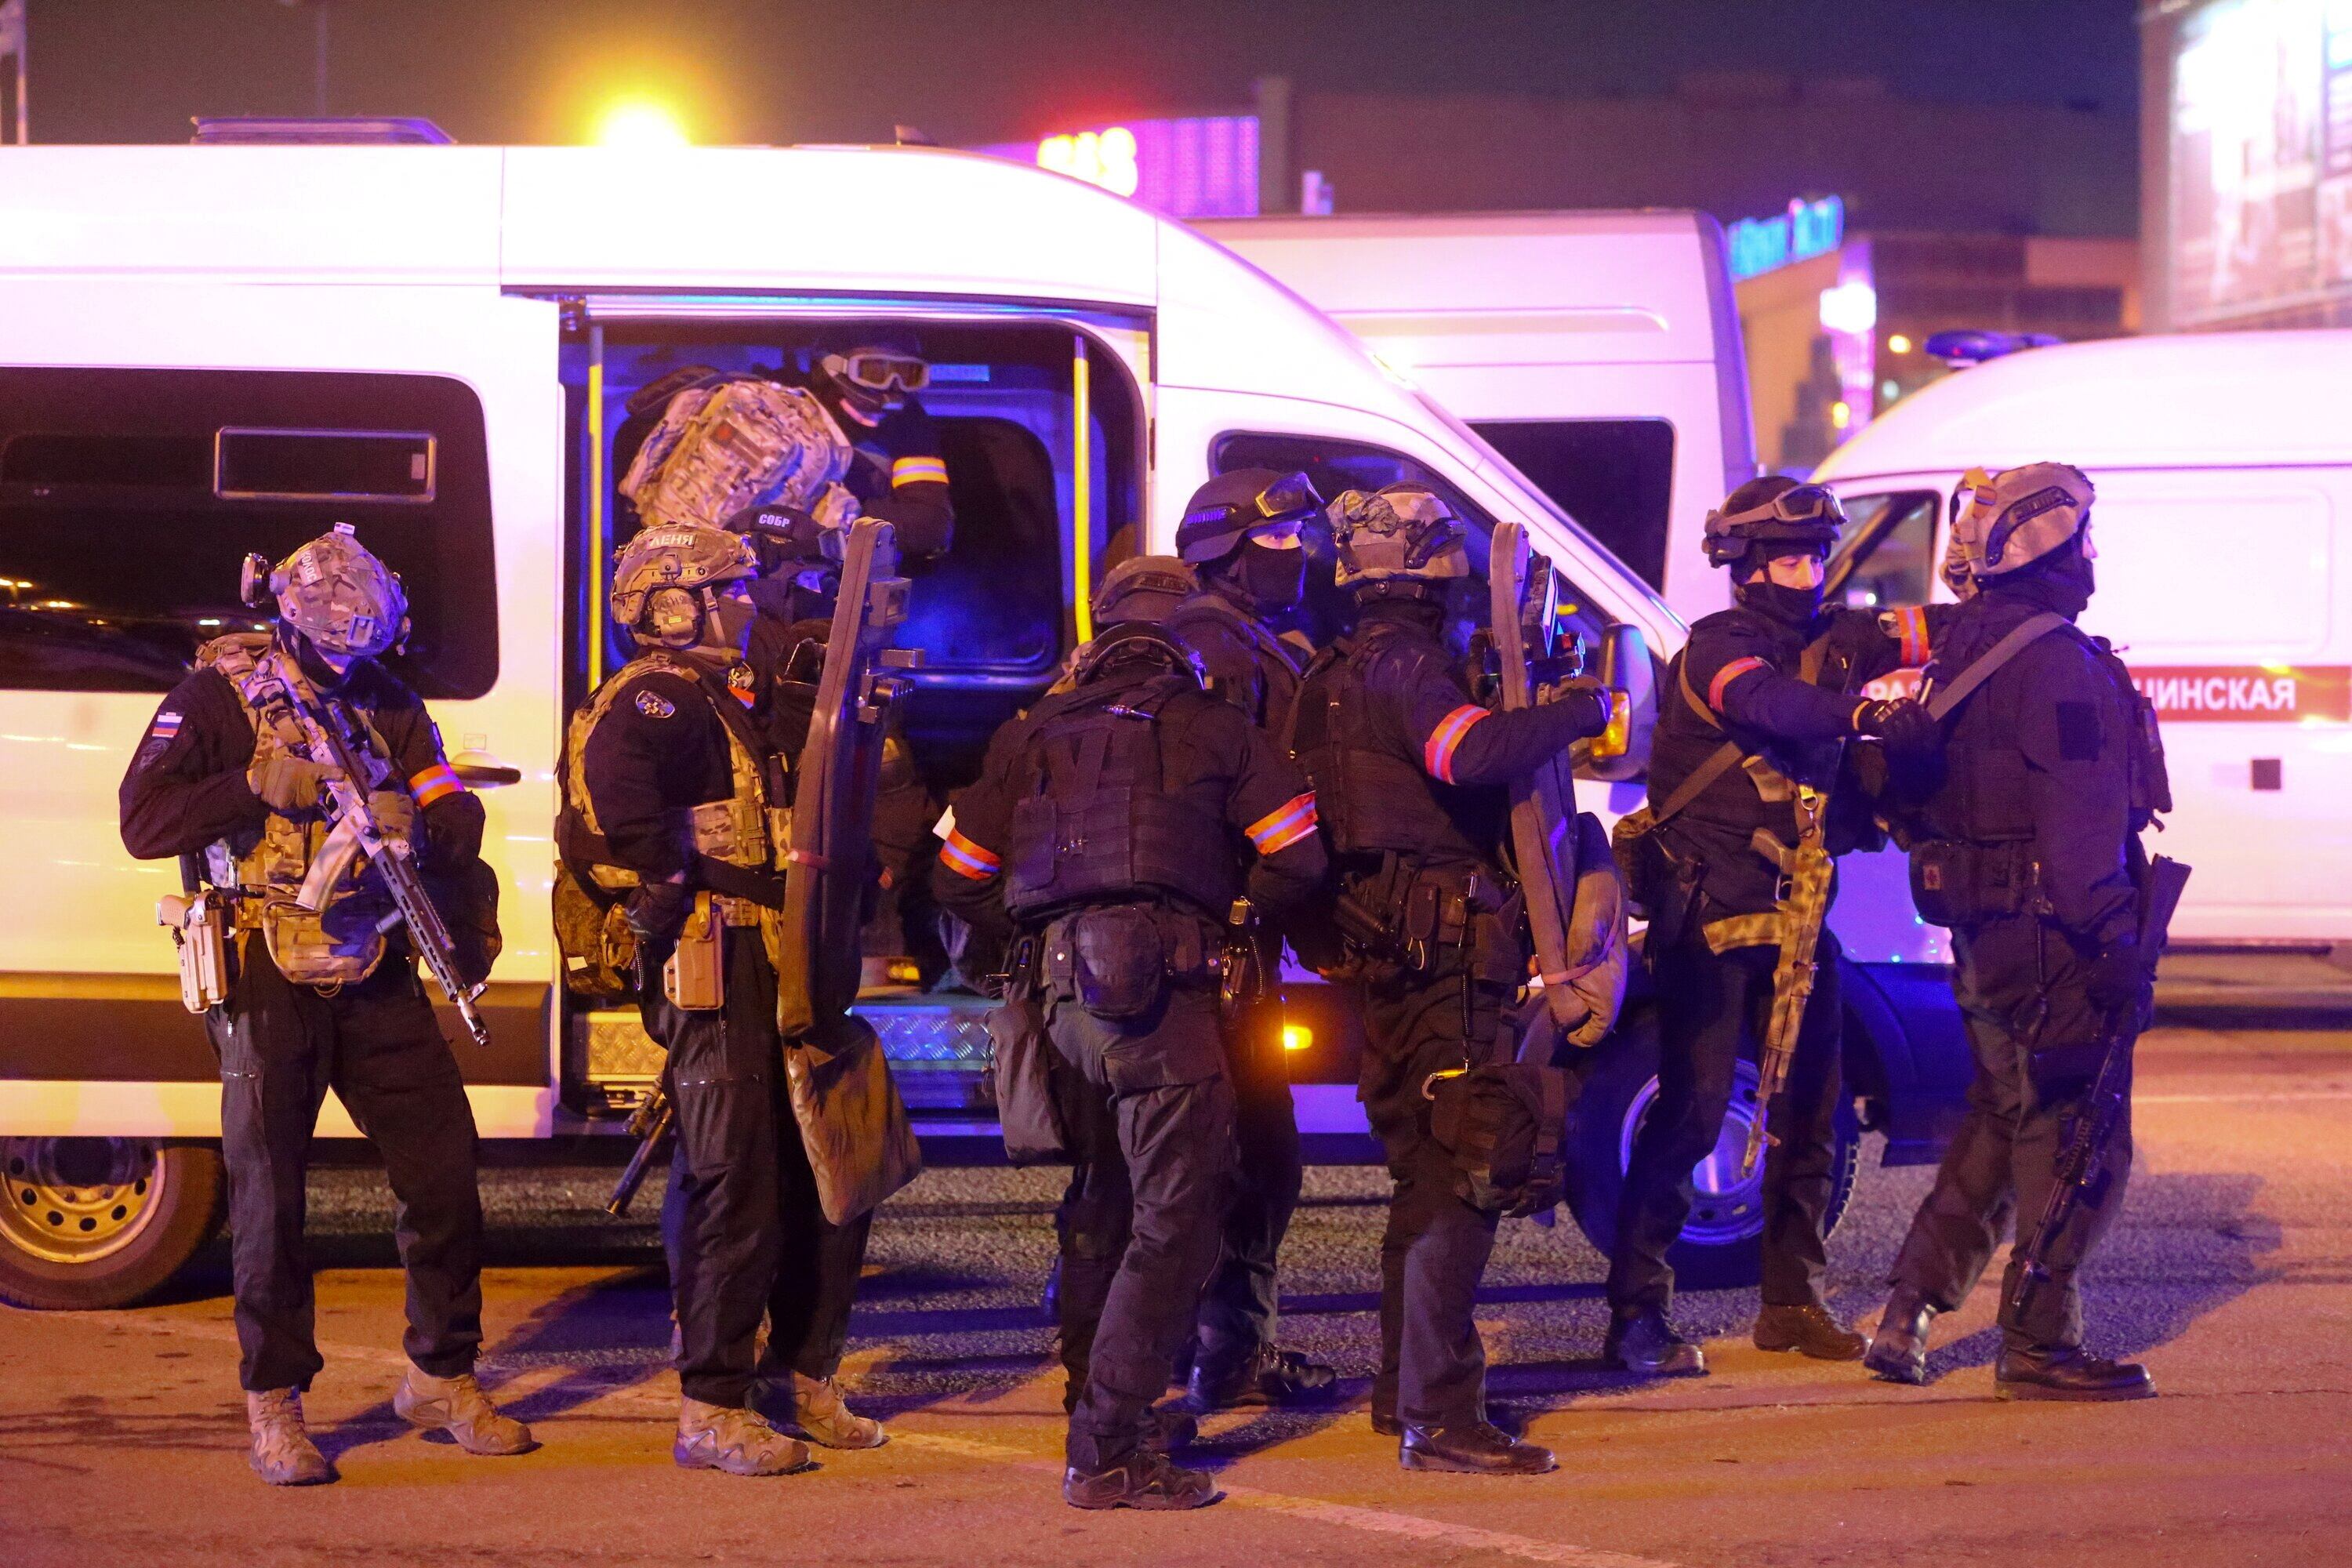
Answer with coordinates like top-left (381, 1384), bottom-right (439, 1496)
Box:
top-left (974, 116), bottom-right (1259, 219)
top-left (1726, 194), bottom-right (1846, 279)
top-left (2131, 665), bottom-right (2352, 722)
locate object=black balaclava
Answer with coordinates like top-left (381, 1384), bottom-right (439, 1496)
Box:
top-left (1991, 533), bottom-right (2095, 620)
top-left (1733, 546), bottom-right (1827, 629)
top-left (1230, 539), bottom-right (1308, 615)
top-left (284, 625), bottom-right (355, 691)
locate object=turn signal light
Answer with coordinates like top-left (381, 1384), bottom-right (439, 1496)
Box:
top-left (1281, 1024), bottom-right (1313, 1052)
top-left (1589, 690), bottom-right (1632, 759)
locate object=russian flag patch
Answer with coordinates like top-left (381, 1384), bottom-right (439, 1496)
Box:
top-left (149, 711), bottom-right (183, 740)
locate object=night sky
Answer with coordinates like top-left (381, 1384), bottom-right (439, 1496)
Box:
top-left (18, 0), bottom-right (2140, 149)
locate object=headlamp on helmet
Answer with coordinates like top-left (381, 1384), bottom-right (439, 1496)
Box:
top-left (240, 522), bottom-right (410, 659)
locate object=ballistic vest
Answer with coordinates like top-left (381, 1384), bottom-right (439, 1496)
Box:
top-left (557, 652), bottom-right (783, 898)
top-left (1290, 621), bottom-right (1500, 872)
top-left (196, 632), bottom-right (405, 985)
top-left (1000, 673), bottom-right (1238, 920)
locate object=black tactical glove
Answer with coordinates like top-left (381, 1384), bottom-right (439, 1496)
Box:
top-left (1851, 697), bottom-right (1940, 760)
top-left (1540, 675), bottom-right (1616, 733)
top-left (623, 877), bottom-right (693, 949)
top-left (2084, 936), bottom-right (2150, 1018)
top-left (246, 753), bottom-right (343, 812)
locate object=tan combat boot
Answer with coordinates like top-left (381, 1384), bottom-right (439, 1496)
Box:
top-left (780, 1371), bottom-right (887, 1450)
top-left (674, 1397), bottom-right (813, 1476)
top-left (246, 1388), bottom-right (336, 1486)
top-left (394, 1367), bottom-right (537, 1456)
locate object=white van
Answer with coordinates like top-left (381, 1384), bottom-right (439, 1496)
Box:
top-left (1814, 330), bottom-right (2352, 946)
top-left (0, 137), bottom-right (1962, 1308)
top-left (1197, 212), bottom-right (1757, 625)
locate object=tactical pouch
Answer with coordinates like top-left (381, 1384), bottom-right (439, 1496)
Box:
top-left (987, 956), bottom-right (1068, 1163)
top-left (662, 892), bottom-right (726, 1011)
top-left (260, 897), bottom-right (386, 988)
top-left (554, 860), bottom-right (636, 1003)
top-left (1047, 906), bottom-right (1167, 1022)
top-left (158, 891), bottom-right (230, 1014)
top-left (1425, 1062), bottom-right (1568, 1218)
top-left (1612, 808), bottom-right (1704, 949)
top-left (1908, 840), bottom-right (2037, 928)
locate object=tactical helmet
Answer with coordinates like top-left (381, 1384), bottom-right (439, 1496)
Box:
top-left (815, 332), bottom-right (927, 426)
top-left (609, 521), bottom-right (759, 649)
top-left (1090, 554), bottom-right (1198, 626)
top-left (1326, 483), bottom-right (1470, 590)
top-left (1950, 462), bottom-right (2094, 581)
top-left (240, 523), bottom-right (408, 659)
top-left (1067, 621), bottom-right (1207, 689)
top-left (1701, 477), bottom-right (1847, 568)
top-left (1175, 469), bottom-right (1320, 566)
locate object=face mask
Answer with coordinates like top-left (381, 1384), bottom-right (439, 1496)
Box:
top-left (1236, 539), bottom-right (1307, 613)
top-left (1738, 579), bottom-right (1825, 626)
top-left (288, 627), bottom-right (354, 687)
top-left (709, 593), bottom-right (759, 658)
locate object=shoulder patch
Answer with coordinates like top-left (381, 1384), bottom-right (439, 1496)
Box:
top-left (2056, 699), bottom-right (2103, 762)
top-left (634, 689), bottom-right (677, 720)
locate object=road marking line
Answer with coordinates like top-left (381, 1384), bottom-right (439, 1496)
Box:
top-left (2136, 1091), bottom-right (2352, 1104)
top-left (59, 1308), bottom-right (1689, 1568)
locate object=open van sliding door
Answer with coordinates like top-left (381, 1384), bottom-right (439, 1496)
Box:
top-left (547, 298), bottom-right (1152, 1130)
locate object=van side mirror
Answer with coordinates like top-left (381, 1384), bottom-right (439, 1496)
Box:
top-left (1581, 622), bottom-right (1654, 782)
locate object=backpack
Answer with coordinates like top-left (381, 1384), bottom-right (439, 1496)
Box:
top-left (619, 375), bottom-right (857, 532)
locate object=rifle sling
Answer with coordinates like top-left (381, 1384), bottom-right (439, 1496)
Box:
top-left (1925, 612), bottom-right (2068, 723)
top-left (1652, 629), bottom-right (1838, 829)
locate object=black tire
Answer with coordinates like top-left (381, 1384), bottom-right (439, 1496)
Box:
top-left (0, 1138), bottom-right (227, 1310)
top-left (1563, 1007), bottom-right (1860, 1291)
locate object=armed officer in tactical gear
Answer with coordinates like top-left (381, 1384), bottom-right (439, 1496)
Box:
top-left (1167, 470), bottom-right (1340, 1412)
top-left (1606, 477), bottom-right (1936, 1376)
top-left (120, 528), bottom-right (528, 1486)
top-left (1865, 463), bottom-right (2165, 1400)
top-left (1292, 483), bottom-right (1613, 1475)
top-left (931, 616), bottom-right (1327, 1512)
top-left (564, 522), bottom-right (879, 1475)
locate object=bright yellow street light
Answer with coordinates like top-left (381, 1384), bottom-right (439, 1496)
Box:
top-left (593, 100), bottom-right (691, 150)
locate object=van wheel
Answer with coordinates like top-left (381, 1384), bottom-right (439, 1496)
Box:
top-left (1563, 1012), bottom-right (1860, 1292)
top-left (0, 1139), bottom-right (225, 1310)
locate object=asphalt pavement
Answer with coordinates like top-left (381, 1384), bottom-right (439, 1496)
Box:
top-left (5, 1021), bottom-right (2348, 1567)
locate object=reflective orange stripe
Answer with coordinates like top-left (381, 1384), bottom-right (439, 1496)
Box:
top-left (1422, 705), bottom-right (1488, 784)
top-left (1893, 606), bottom-right (1931, 666)
top-left (938, 827), bottom-right (1000, 880)
top-left (408, 762), bottom-right (464, 808)
top-left (1707, 656), bottom-right (1768, 711)
top-left (891, 456), bottom-right (949, 488)
top-left (1245, 793), bottom-right (1319, 856)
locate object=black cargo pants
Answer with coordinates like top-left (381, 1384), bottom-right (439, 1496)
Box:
top-left (1044, 976), bottom-right (1236, 1472)
top-left (209, 946), bottom-right (483, 1393)
top-left (1608, 925), bottom-right (1845, 1316)
top-left (1191, 989), bottom-right (1305, 1382)
top-left (1886, 913), bottom-right (2132, 1351)
top-left (643, 928), bottom-right (873, 1407)
top-left (1356, 959), bottom-right (1513, 1430)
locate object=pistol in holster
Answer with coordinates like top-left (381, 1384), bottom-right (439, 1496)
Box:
top-left (662, 891), bottom-right (727, 1011)
top-left (158, 889), bottom-right (232, 1014)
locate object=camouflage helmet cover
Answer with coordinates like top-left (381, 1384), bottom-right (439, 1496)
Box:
top-left (608, 521), bottom-right (759, 639)
top-left (1950, 462), bottom-right (2095, 581)
top-left (1326, 483), bottom-right (1470, 588)
top-left (253, 524), bottom-right (409, 658)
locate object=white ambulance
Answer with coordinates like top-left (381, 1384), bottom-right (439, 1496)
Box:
top-left (1813, 330), bottom-right (2352, 945)
top-left (0, 133), bottom-right (1964, 1308)
top-left (1200, 211), bottom-right (1757, 626)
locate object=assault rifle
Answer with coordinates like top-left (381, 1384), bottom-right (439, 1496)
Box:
top-left (605, 1086), bottom-right (674, 1218)
top-left (2009, 853), bottom-right (2190, 1325)
top-left (269, 655), bottom-right (494, 1049)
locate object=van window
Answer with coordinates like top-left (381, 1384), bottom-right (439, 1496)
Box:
top-left (1468, 419), bottom-right (1675, 593)
top-left (0, 368), bottom-right (498, 697)
top-left (1210, 431), bottom-right (1610, 655)
top-left (1828, 490), bottom-right (1940, 609)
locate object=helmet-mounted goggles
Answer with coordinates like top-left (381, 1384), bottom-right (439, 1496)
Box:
top-left (822, 350), bottom-right (930, 396)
